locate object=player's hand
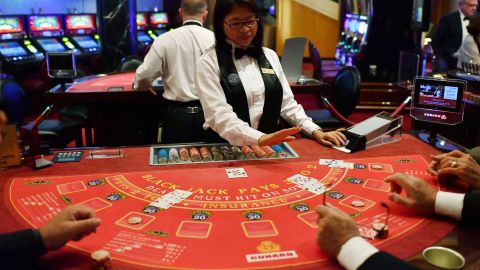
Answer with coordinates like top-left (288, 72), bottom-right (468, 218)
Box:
top-left (384, 173), bottom-right (437, 213)
top-left (313, 128), bottom-right (347, 147)
top-left (428, 151), bottom-right (480, 189)
top-left (315, 203), bottom-right (359, 257)
top-left (258, 127), bottom-right (301, 146)
top-left (39, 205), bottom-right (101, 251)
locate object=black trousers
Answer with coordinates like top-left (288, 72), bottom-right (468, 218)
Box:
top-left (161, 100), bottom-right (206, 144)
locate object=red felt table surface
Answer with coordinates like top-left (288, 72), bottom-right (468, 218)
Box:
top-left (0, 135), bottom-right (465, 269)
top-left (68, 73), bottom-right (136, 92)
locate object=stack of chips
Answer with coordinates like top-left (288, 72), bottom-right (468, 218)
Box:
top-left (91, 249), bottom-right (111, 270)
top-left (210, 146), bottom-right (224, 161)
top-left (221, 145), bottom-right (235, 160)
top-left (241, 145), bottom-right (256, 159)
top-left (252, 145), bottom-right (268, 158)
top-left (199, 147), bottom-right (213, 162)
top-left (271, 145), bottom-right (287, 157)
top-left (179, 147), bottom-right (190, 161)
top-left (169, 148), bottom-right (180, 163)
top-left (231, 146), bottom-right (246, 160)
top-left (261, 146), bottom-right (278, 158)
top-left (189, 147), bottom-right (202, 162)
top-left (157, 149), bottom-right (168, 164)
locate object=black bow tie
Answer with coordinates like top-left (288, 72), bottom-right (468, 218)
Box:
top-left (234, 47), bottom-right (260, 59)
top-left (464, 17), bottom-right (470, 21)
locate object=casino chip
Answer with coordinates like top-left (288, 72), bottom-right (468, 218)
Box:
top-left (351, 200), bottom-right (365, 207)
top-left (128, 216), bottom-right (143, 224)
top-left (91, 249), bottom-right (111, 269)
top-left (371, 164), bottom-right (383, 170)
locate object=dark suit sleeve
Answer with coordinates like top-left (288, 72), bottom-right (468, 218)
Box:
top-left (0, 229), bottom-right (47, 268)
top-left (461, 190), bottom-right (480, 224)
top-left (467, 146), bottom-right (480, 164)
top-left (432, 15), bottom-right (451, 58)
top-left (358, 252), bottom-right (420, 270)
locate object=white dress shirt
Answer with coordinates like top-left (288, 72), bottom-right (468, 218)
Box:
top-left (457, 35), bottom-right (480, 68)
top-left (337, 191), bottom-right (465, 270)
top-left (196, 46), bottom-right (320, 146)
top-left (454, 10), bottom-right (470, 57)
top-left (134, 20), bottom-right (215, 102)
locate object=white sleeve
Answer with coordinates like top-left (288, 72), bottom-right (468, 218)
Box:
top-left (434, 191), bottom-right (465, 220)
top-left (337, 236), bottom-right (379, 270)
top-left (196, 51), bottom-right (264, 146)
top-left (134, 41), bottom-right (165, 91)
top-left (264, 49), bottom-right (320, 135)
top-left (458, 36), bottom-right (480, 68)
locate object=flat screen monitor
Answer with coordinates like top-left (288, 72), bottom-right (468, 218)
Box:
top-left (66, 15), bottom-right (95, 30)
top-left (137, 31), bottom-right (152, 43)
top-left (136, 14), bottom-right (147, 28)
top-left (149, 12), bottom-right (168, 26)
top-left (37, 38), bottom-right (66, 52)
top-left (0, 41), bottom-right (27, 57)
top-left (0, 17), bottom-right (23, 34)
top-left (29, 16), bottom-right (61, 31)
top-left (72, 36), bottom-right (98, 49)
top-left (414, 78), bottom-right (463, 112)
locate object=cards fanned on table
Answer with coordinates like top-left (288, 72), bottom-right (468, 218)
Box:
top-left (226, 168), bottom-right (248, 178)
top-left (150, 189), bottom-right (193, 209)
top-left (319, 159), bottom-right (354, 169)
top-left (287, 174), bottom-right (326, 195)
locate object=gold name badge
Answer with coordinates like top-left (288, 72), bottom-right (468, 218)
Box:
top-left (261, 68), bottom-right (275, 74)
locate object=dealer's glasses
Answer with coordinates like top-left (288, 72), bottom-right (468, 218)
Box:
top-left (224, 18), bottom-right (259, 29)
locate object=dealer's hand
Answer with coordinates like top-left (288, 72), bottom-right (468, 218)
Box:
top-left (428, 150), bottom-right (480, 189)
top-left (316, 203), bottom-right (359, 257)
top-left (384, 173), bottom-right (437, 213)
top-left (313, 128), bottom-right (347, 147)
top-left (39, 205), bottom-right (101, 251)
top-left (258, 127), bottom-right (301, 146)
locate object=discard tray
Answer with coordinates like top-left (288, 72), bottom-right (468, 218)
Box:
top-left (149, 142), bottom-right (299, 165)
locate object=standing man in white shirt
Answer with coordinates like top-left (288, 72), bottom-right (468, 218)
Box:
top-left (134, 0), bottom-right (215, 143)
top-left (432, 0), bottom-right (478, 71)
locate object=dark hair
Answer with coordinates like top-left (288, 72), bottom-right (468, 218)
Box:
top-left (181, 0), bottom-right (208, 17)
top-left (213, 0), bottom-right (263, 50)
top-left (467, 13), bottom-right (480, 37)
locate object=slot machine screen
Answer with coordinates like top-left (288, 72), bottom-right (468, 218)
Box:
top-left (137, 31), bottom-right (152, 43)
top-left (0, 41), bottom-right (27, 56)
top-left (37, 38), bottom-right (66, 52)
top-left (358, 20), bottom-right (368, 35)
top-left (66, 15), bottom-right (94, 30)
top-left (136, 14), bottom-right (147, 28)
top-left (73, 36), bottom-right (98, 49)
top-left (414, 78), bottom-right (464, 112)
top-left (29, 16), bottom-right (61, 31)
top-left (0, 17), bottom-right (23, 34)
top-left (149, 12), bottom-right (169, 27)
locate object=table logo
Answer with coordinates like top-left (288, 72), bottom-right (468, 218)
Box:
top-left (246, 250), bottom-right (298, 263)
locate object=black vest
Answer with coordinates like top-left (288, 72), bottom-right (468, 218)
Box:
top-left (205, 45), bottom-right (283, 143)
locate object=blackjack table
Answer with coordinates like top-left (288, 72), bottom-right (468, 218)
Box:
top-left (1, 135), bottom-right (479, 269)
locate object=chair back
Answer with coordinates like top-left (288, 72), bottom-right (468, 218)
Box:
top-left (117, 56), bottom-right (143, 72)
top-left (0, 79), bottom-right (27, 124)
top-left (308, 42), bottom-right (322, 80)
top-left (331, 66), bottom-right (361, 117)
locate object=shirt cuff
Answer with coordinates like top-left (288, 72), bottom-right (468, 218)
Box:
top-left (242, 128), bottom-right (265, 146)
top-left (337, 236), bottom-right (379, 270)
top-left (301, 120), bottom-right (321, 136)
top-left (435, 191), bottom-right (465, 220)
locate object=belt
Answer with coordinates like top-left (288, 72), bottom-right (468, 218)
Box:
top-left (169, 106), bottom-right (202, 114)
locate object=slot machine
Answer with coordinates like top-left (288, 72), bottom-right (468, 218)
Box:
top-left (65, 14), bottom-right (101, 57)
top-left (0, 16), bottom-right (43, 69)
top-left (148, 12), bottom-right (169, 38)
top-left (136, 13), bottom-right (153, 50)
top-left (27, 15), bottom-right (78, 55)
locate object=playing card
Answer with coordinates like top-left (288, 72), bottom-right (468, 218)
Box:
top-left (150, 189), bottom-right (192, 209)
top-left (328, 160), bottom-right (344, 168)
top-left (288, 174), bottom-right (326, 195)
top-left (319, 159), bottom-right (334, 165)
top-left (287, 174), bottom-right (311, 185)
top-left (226, 168), bottom-right (248, 178)
top-left (303, 181), bottom-right (326, 195)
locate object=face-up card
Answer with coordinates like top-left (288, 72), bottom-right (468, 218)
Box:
top-left (319, 159), bottom-right (334, 165)
top-left (150, 189), bottom-right (192, 209)
top-left (226, 168), bottom-right (248, 178)
top-left (287, 174), bottom-right (326, 195)
top-left (303, 181), bottom-right (327, 195)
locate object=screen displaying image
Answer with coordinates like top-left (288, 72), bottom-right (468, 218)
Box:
top-left (37, 38), bottom-right (66, 52)
top-left (73, 36), bottom-right (98, 49)
top-left (136, 14), bottom-right (147, 27)
top-left (29, 16), bottom-right (61, 31)
top-left (137, 31), bottom-right (152, 43)
top-left (66, 15), bottom-right (94, 30)
top-left (418, 83), bottom-right (458, 109)
top-left (0, 17), bottom-right (23, 33)
top-left (0, 41), bottom-right (27, 57)
top-left (150, 12), bottom-right (168, 25)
